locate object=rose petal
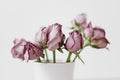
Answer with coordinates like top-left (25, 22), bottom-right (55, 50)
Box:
top-left (91, 38), bottom-right (109, 48)
top-left (92, 27), bottom-right (105, 39)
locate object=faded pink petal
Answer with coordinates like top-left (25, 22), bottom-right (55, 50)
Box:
top-left (91, 38), bottom-right (109, 48)
top-left (24, 42), bottom-right (43, 61)
top-left (92, 27), bottom-right (105, 39)
top-left (11, 39), bottom-right (43, 61)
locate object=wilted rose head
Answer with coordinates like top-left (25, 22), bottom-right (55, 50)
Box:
top-left (11, 39), bottom-right (43, 61)
top-left (90, 27), bottom-right (109, 48)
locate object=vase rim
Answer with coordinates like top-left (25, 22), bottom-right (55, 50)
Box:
top-left (34, 61), bottom-right (75, 64)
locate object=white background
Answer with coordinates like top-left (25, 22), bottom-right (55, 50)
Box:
top-left (0, 0), bottom-right (120, 80)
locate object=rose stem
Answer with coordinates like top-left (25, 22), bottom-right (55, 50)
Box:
top-left (45, 49), bottom-right (49, 63)
top-left (66, 52), bottom-right (72, 62)
top-left (53, 50), bottom-right (56, 63)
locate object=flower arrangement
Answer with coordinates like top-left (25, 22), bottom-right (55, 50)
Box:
top-left (11, 13), bottom-right (109, 63)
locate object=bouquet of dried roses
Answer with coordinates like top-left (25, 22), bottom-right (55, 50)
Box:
top-left (11, 13), bottom-right (109, 63)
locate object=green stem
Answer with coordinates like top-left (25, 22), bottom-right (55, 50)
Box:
top-left (53, 50), bottom-right (56, 63)
top-left (37, 57), bottom-right (41, 62)
top-left (45, 49), bottom-right (49, 63)
top-left (66, 52), bottom-right (72, 63)
top-left (78, 56), bottom-right (85, 64)
top-left (74, 52), bottom-right (85, 64)
top-left (72, 41), bottom-right (89, 62)
top-left (72, 49), bottom-right (82, 62)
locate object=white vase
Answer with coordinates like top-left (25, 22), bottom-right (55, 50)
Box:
top-left (33, 62), bottom-right (75, 80)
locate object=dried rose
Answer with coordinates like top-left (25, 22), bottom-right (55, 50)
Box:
top-left (65, 30), bottom-right (83, 52)
top-left (11, 39), bottom-right (43, 61)
top-left (47, 23), bottom-right (65, 51)
top-left (91, 27), bottom-right (109, 48)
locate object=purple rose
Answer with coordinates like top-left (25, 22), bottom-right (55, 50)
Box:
top-left (35, 23), bottom-right (65, 51)
top-left (35, 27), bottom-right (48, 44)
top-left (47, 23), bottom-right (65, 51)
top-left (84, 22), bottom-right (93, 38)
top-left (11, 39), bottom-right (43, 61)
top-left (65, 30), bottom-right (83, 52)
top-left (91, 27), bottom-right (109, 48)
top-left (74, 13), bottom-right (87, 29)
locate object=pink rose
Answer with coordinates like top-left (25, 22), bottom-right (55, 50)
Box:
top-left (47, 23), bottom-right (65, 51)
top-left (84, 22), bottom-right (93, 38)
top-left (35, 27), bottom-right (48, 44)
top-left (92, 27), bottom-right (105, 39)
top-left (74, 13), bottom-right (87, 29)
top-left (11, 39), bottom-right (43, 61)
top-left (65, 30), bottom-right (83, 52)
top-left (35, 23), bottom-right (65, 51)
top-left (91, 27), bottom-right (109, 48)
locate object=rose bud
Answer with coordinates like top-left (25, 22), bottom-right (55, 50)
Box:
top-left (47, 23), bottom-right (65, 51)
top-left (35, 27), bottom-right (48, 44)
top-left (11, 39), bottom-right (43, 61)
top-left (91, 27), bottom-right (109, 48)
top-left (74, 13), bottom-right (87, 29)
top-left (65, 30), bottom-right (83, 52)
top-left (84, 22), bottom-right (93, 38)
